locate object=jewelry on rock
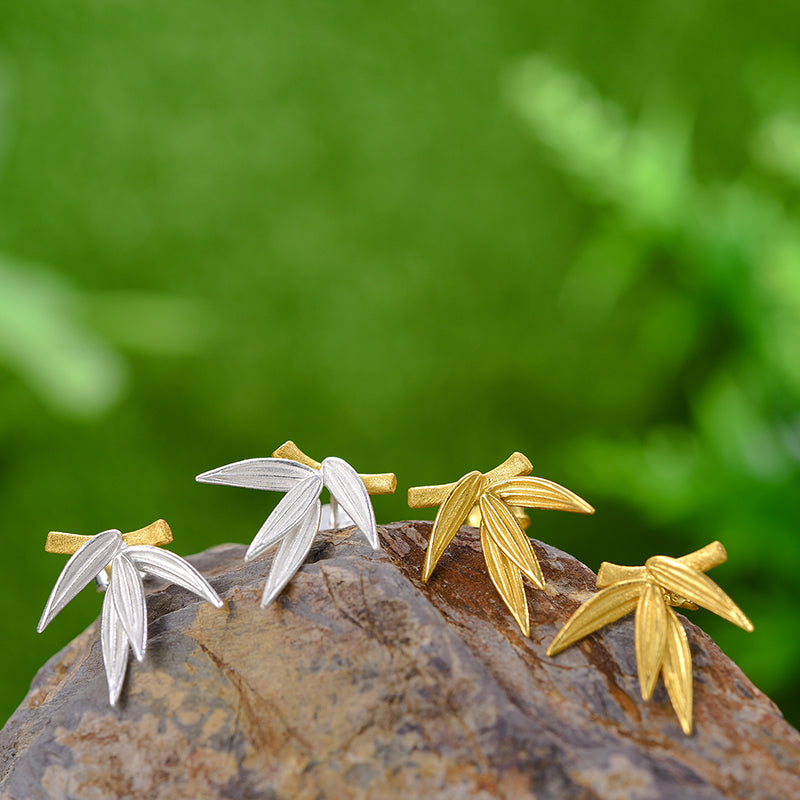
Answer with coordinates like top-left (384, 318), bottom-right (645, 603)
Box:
top-left (546, 541), bottom-right (754, 735)
top-left (38, 519), bottom-right (223, 706)
top-left (408, 453), bottom-right (594, 636)
top-left (195, 441), bottom-right (397, 608)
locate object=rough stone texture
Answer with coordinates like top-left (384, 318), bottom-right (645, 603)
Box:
top-left (2, 522), bottom-right (799, 800)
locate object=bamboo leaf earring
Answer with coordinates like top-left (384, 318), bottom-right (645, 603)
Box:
top-left (196, 441), bottom-right (397, 608)
top-left (408, 453), bottom-right (594, 635)
top-left (38, 520), bottom-right (223, 705)
top-left (547, 541), bottom-right (753, 734)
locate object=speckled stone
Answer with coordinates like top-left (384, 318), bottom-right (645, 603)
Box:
top-left (2, 522), bottom-right (799, 799)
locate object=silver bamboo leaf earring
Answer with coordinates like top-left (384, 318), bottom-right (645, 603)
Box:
top-left (196, 441), bottom-right (397, 608)
top-left (38, 519), bottom-right (223, 705)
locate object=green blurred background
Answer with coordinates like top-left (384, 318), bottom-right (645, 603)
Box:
top-left (1, 1), bottom-right (799, 728)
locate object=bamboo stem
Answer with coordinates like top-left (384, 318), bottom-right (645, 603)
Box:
top-left (45, 519), bottom-right (173, 555)
top-left (596, 541), bottom-right (728, 588)
top-left (408, 452), bottom-right (533, 508)
top-left (272, 441), bottom-right (397, 495)
top-left (596, 564), bottom-right (645, 587)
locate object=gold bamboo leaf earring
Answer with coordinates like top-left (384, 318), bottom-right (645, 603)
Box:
top-left (547, 541), bottom-right (754, 734)
top-left (408, 453), bottom-right (594, 635)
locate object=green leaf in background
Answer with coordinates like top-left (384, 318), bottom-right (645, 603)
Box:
top-left (506, 53), bottom-right (800, 704)
top-left (0, 258), bottom-right (127, 416)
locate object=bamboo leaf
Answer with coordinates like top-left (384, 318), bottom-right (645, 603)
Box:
top-left (481, 524), bottom-right (530, 636)
top-left (547, 580), bottom-right (645, 656)
top-left (126, 546), bottom-right (223, 608)
top-left (479, 492), bottom-right (544, 588)
top-left (645, 556), bottom-right (754, 631)
top-left (490, 476), bottom-right (594, 514)
top-left (101, 588), bottom-right (130, 706)
top-left (245, 472), bottom-right (323, 561)
top-left (662, 607), bottom-right (693, 734)
top-left (322, 456), bottom-right (378, 549)
top-left (38, 529), bottom-right (124, 632)
top-left (109, 552), bottom-right (147, 661)
top-left (635, 582), bottom-right (668, 700)
top-left (422, 471), bottom-right (482, 582)
top-left (195, 457), bottom-right (316, 492)
top-left (261, 501), bottom-right (322, 608)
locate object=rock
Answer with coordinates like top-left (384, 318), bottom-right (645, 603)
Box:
top-left (1, 522), bottom-right (799, 800)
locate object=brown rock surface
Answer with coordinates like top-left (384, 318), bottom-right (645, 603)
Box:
top-left (2, 522), bottom-right (799, 799)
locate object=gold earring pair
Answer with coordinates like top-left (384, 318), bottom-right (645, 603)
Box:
top-left (407, 452), bottom-right (752, 735)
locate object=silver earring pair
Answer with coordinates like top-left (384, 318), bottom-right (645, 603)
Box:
top-left (37, 443), bottom-right (395, 707)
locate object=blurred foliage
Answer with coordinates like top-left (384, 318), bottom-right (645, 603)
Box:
top-left (0, 255), bottom-right (210, 416)
top-left (505, 55), bottom-right (800, 694)
top-left (0, 0), bottom-right (798, 731)
top-left (0, 258), bottom-right (126, 416)
top-left (0, 71), bottom-right (210, 417)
